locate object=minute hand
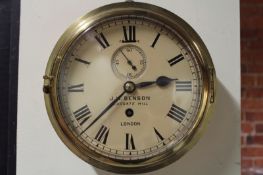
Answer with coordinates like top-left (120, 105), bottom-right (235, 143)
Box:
top-left (80, 91), bottom-right (126, 135)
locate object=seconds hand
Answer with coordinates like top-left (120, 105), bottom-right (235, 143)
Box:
top-left (80, 90), bottom-right (126, 136)
top-left (79, 82), bottom-right (136, 136)
top-left (79, 77), bottom-right (176, 135)
top-left (120, 50), bottom-right (137, 71)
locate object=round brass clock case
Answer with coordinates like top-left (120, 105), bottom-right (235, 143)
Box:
top-left (43, 1), bottom-right (216, 174)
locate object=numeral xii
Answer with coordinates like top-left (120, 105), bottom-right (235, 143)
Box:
top-left (122, 26), bottom-right (136, 43)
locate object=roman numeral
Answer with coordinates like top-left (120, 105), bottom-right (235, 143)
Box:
top-left (75, 58), bottom-right (90, 65)
top-left (176, 81), bottom-right (192, 91)
top-left (154, 127), bottom-right (164, 142)
top-left (94, 125), bottom-right (109, 144)
top-left (122, 26), bottom-right (136, 43)
top-left (73, 105), bottom-right (91, 125)
top-left (68, 84), bottom-right (84, 92)
top-left (151, 33), bottom-right (160, 48)
top-left (95, 32), bottom-right (110, 49)
top-left (125, 133), bottom-right (136, 150)
top-left (168, 54), bottom-right (184, 66)
top-left (167, 104), bottom-right (187, 123)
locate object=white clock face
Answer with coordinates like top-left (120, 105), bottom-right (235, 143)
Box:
top-left (57, 16), bottom-right (203, 160)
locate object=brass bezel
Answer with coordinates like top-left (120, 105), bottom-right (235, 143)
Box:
top-left (43, 1), bottom-right (216, 174)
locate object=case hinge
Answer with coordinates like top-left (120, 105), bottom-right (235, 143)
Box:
top-left (209, 68), bottom-right (215, 103)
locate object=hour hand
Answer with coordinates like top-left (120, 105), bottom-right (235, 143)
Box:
top-left (156, 76), bottom-right (177, 87)
top-left (135, 81), bottom-right (156, 88)
top-left (136, 76), bottom-right (177, 88)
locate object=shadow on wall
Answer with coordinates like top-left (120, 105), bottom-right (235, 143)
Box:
top-left (94, 80), bottom-right (240, 175)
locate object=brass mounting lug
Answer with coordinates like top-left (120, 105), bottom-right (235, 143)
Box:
top-left (209, 68), bottom-right (215, 104)
top-left (43, 75), bottom-right (54, 94)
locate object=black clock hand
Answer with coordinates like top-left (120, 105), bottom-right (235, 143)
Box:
top-left (79, 75), bottom-right (175, 135)
top-left (136, 76), bottom-right (178, 88)
top-left (120, 50), bottom-right (137, 71)
top-left (156, 76), bottom-right (178, 87)
top-left (80, 90), bottom-right (126, 135)
top-left (135, 81), bottom-right (155, 88)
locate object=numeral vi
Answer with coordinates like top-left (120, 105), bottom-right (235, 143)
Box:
top-left (125, 133), bottom-right (136, 150)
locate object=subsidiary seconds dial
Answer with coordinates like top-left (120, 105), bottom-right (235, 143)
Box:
top-left (112, 44), bottom-right (147, 80)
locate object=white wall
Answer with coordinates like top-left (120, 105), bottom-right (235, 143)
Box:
top-left (18, 0), bottom-right (240, 175)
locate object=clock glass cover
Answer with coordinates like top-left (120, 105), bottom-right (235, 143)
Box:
top-left (43, 1), bottom-right (215, 173)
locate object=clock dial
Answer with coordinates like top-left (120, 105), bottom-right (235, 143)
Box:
top-left (43, 2), bottom-right (216, 173)
top-left (57, 16), bottom-right (202, 160)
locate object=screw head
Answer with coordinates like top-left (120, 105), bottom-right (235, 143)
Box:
top-left (123, 81), bottom-right (136, 93)
top-left (43, 85), bottom-right (50, 93)
top-left (125, 108), bottom-right (134, 117)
